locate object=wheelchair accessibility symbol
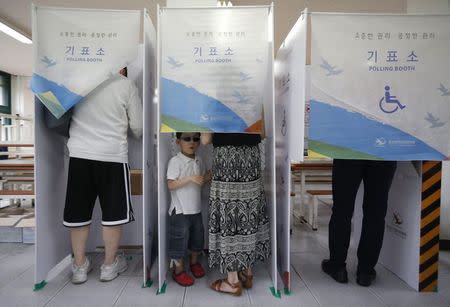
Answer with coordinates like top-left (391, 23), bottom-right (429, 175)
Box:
top-left (379, 86), bottom-right (406, 114)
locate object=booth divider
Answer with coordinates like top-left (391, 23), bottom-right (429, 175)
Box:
top-left (33, 6), bottom-right (155, 289)
top-left (155, 4), bottom-right (280, 296)
top-left (142, 9), bottom-right (158, 288)
top-left (274, 9), bottom-right (308, 294)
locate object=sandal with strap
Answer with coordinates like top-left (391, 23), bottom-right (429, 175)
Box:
top-left (238, 270), bottom-right (253, 289)
top-left (210, 278), bottom-right (242, 296)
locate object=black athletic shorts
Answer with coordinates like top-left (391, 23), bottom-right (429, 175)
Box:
top-left (63, 157), bottom-right (135, 227)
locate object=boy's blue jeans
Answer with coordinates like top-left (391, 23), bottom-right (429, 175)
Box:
top-left (168, 211), bottom-right (204, 260)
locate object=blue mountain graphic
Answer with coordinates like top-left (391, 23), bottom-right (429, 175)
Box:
top-left (309, 99), bottom-right (446, 160)
top-left (31, 74), bottom-right (83, 111)
top-left (161, 78), bottom-right (247, 132)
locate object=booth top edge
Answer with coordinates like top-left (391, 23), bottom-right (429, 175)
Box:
top-left (308, 11), bottom-right (450, 17)
top-left (33, 5), bottom-right (142, 14)
top-left (160, 5), bottom-right (271, 10)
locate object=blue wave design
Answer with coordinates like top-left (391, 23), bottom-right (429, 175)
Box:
top-left (31, 74), bottom-right (83, 111)
top-left (310, 99), bottom-right (446, 160)
top-left (161, 78), bottom-right (248, 132)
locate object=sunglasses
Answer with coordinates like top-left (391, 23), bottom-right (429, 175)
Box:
top-left (180, 136), bottom-right (200, 142)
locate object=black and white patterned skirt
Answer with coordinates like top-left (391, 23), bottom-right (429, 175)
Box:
top-left (208, 145), bottom-right (271, 273)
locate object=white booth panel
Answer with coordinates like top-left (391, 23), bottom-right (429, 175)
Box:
top-left (34, 100), bottom-right (71, 285)
top-left (354, 162), bottom-right (422, 290)
top-left (143, 9), bottom-right (158, 285)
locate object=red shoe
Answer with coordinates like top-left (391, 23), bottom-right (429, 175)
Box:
top-left (172, 271), bottom-right (194, 287)
top-left (190, 263), bottom-right (205, 278)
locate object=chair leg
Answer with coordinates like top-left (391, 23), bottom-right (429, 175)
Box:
top-left (312, 196), bottom-right (318, 231)
top-left (290, 194), bottom-right (294, 233)
top-left (308, 194), bottom-right (313, 228)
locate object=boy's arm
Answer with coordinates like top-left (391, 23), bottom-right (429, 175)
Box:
top-left (167, 158), bottom-right (205, 190)
top-left (168, 177), bottom-right (194, 191)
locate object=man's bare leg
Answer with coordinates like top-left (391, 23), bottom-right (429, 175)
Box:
top-left (71, 226), bottom-right (90, 266)
top-left (103, 225), bottom-right (122, 265)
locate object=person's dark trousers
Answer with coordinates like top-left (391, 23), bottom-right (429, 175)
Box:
top-left (328, 159), bottom-right (397, 272)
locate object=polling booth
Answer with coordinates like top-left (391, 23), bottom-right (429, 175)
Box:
top-left (31, 6), bottom-right (157, 289)
top-left (156, 4), bottom-right (279, 295)
top-left (274, 9), bottom-right (308, 294)
top-left (304, 11), bottom-right (449, 292)
top-left (275, 9), bottom-right (450, 294)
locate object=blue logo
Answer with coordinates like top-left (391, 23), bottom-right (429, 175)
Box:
top-left (375, 137), bottom-right (386, 147)
top-left (379, 85), bottom-right (406, 113)
top-left (200, 113), bottom-right (209, 122)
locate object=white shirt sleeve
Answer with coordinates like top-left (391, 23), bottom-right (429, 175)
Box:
top-left (127, 82), bottom-right (143, 138)
top-left (167, 158), bottom-right (180, 180)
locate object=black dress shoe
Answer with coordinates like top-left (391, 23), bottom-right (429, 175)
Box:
top-left (321, 259), bottom-right (348, 283)
top-left (356, 269), bottom-right (376, 287)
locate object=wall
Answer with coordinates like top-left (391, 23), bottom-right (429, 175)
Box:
top-left (9, 75), bottom-right (34, 142)
top-left (233, 0), bottom-right (406, 54)
top-left (0, 0), bottom-right (406, 76)
top-left (11, 75), bottom-right (33, 117)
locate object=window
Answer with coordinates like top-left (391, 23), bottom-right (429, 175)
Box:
top-left (0, 70), bottom-right (11, 114)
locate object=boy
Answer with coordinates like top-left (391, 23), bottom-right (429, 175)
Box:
top-left (167, 132), bottom-right (210, 287)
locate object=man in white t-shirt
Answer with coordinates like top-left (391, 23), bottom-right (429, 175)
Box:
top-left (167, 132), bottom-right (210, 287)
top-left (63, 67), bottom-right (143, 284)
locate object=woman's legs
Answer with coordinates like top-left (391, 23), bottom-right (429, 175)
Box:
top-left (228, 271), bottom-right (239, 284)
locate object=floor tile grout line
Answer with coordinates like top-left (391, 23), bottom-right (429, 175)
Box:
top-left (43, 252), bottom-right (103, 307)
top-left (247, 288), bottom-right (253, 307)
top-left (43, 278), bottom-right (71, 307)
top-left (290, 263), bottom-right (323, 307)
top-left (0, 262), bottom-right (34, 291)
top-left (181, 285), bottom-right (187, 307)
top-left (1, 246), bottom-right (448, 306)
top-left (364, 264), bottom-right (400, 307)
top-left (112, 276), bottom-right (131, 307)
top-left (356, 281), bottom-right (390, 307)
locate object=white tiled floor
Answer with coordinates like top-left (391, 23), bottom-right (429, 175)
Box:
top-left (0, 203), bottom-right (449, 307)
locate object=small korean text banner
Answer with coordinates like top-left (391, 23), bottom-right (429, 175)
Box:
top-left (31, 7), bottom-right (140, 118)
top-left (160, 7), bottom-right (269, 133)
top-left (310, 14), bottom-right (450, 160)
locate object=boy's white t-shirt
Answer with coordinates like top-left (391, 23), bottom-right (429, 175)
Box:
top-left (167, 152), bottom-right (205, 215)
